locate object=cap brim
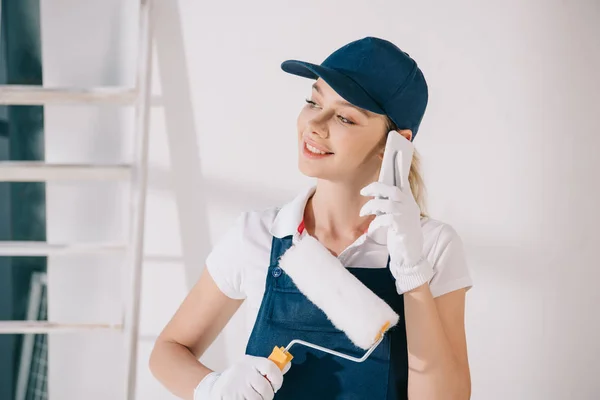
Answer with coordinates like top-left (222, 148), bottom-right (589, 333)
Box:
top-left (281, 60), bottom-right (385, 116)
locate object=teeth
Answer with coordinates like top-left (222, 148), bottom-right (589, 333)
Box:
top-left (306, 143), bottom-right (328, 155)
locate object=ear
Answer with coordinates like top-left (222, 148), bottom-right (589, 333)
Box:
top-left (377, 129), bottom-right (413, 160)
top-left (398, 129), bottom-right (413, 142)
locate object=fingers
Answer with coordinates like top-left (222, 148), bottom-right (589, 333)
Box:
top-left (359, 198), bottom-right (403, 217)
top-left (249, 374), bottom-right (274, 400)
top-left (253, 358), bottom-right (284, 392)
top-left (367, 214), bottom-right (396, 236)
top-left (360, 182), bottom-right (405, 202)
top-left (282, 361), bottom-right (292, 375)
top-left (245, 383), bottom-right (267, 400)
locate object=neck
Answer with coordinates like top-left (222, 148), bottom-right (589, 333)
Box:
top-left (305, 179), bottom-right (375, 240)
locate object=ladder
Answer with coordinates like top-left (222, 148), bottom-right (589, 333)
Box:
top-left (0, 0), bottom-right (153, 399)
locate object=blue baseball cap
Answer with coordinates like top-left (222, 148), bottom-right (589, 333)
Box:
top-left (281, 37), bottom-right (428, 141)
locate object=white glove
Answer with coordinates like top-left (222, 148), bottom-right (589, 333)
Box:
top-left (360, 181), bottom-right (433, 294)
top-left (193, 355), bottom-right (286, 400)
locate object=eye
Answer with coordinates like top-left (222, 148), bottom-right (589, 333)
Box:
top-left (305, 99), bottom-right (321, 109)
top-left (338, 115), bottom-right (355, 125)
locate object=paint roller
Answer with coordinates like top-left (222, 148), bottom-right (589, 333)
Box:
top-left (266, 233), bottom-right (400, 370)
top-left (266, 131), bottom-right (414, 371)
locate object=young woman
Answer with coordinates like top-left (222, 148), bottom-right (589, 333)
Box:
top-left (150, 37), bottom-right (473, 400)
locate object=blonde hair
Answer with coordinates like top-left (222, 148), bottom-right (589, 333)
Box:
top-left (386, 118), bottom-right (428, 217)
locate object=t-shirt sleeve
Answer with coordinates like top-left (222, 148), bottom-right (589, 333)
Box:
top-left (205, 212), bottom-right (248, 300)
top-left (428, 224), bottom-right (473, 298)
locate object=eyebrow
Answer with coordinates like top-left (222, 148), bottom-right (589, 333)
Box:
top-left (312, 83), bottom-right (371, 118)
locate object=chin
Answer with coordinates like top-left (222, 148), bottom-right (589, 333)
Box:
top-left (298, 158), bottom-right (336, 180)
top-left (297, 146), bottom-right (340, 180)
top-left (298, 160), bottom-right (322, 178)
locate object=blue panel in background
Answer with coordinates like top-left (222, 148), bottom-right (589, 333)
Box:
top-left (0, 0), bottom-right (47, 398)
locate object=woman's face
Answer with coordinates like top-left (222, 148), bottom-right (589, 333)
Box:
top-left (297, 78), bottom-right (389, 184)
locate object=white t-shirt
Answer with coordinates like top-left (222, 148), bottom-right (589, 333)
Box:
top-left (206, 186), bottom-right (473, 331)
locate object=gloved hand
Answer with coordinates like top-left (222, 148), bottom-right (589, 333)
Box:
top-left (359, 181), bottom-right (433, 294)
top-left (193, 355), bottom-right (287, 400)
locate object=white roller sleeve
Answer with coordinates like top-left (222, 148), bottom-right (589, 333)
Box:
top-left (278, 235), bottom-right (399, 350)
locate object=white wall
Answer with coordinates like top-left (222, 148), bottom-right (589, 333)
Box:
top-left (43, 0), bottom-right (137, 398)
top-left (43, 0), bottom-right (600, 399)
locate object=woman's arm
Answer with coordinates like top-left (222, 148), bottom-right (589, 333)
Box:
top-left (149, 268), bottom-right (244, 399)
top-left (360, 182), bottom-right (471, 399)
top-left (405, 286), bottom-right (471, 400)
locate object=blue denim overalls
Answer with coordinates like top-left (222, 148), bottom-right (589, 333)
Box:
top-left (245, 227), bottom-right (408, 400)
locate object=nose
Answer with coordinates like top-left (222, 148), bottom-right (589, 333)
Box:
top-left (307, 110), bottom-right (332, 139)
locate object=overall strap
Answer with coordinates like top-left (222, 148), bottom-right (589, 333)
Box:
top-left (269, 235), bottom-right (293, 267)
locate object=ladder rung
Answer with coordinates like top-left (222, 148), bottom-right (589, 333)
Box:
top-left (0, 242), bottom-right (127, 256)
top-left (0, 321), bottom-right (123, 334)
top-left (0, 85), bottom-right (137, 105)
top-left (0, 162), bottom-right (132, 182)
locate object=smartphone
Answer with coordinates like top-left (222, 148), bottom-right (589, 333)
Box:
top-left (378, 131), bottom-right (414, 191)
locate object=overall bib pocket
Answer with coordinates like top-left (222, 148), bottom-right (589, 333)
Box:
top-left (266, 284), bottom-right (346, 333)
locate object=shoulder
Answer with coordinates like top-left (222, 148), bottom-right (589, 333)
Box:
top-left (205, 206), bottom-right (280, 299)
top-left (420, 217), bottom-right (473, 297)
top-left (235, 206), bottom-right (281, 241)
top-left (212, 207), bottom-right (281, 259)
top-left (421, 216), bottom-right (463, 252)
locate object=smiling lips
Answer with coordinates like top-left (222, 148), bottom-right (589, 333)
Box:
top-left (303, 139), bottom-right (333, 159)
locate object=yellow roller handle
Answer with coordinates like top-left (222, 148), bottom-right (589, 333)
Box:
top-left (268, 346), bottom-right (294, 371)
top-left (374, 321), bottom-right (391, 342)
top-left (267, 321), bottom-right (390, 372)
